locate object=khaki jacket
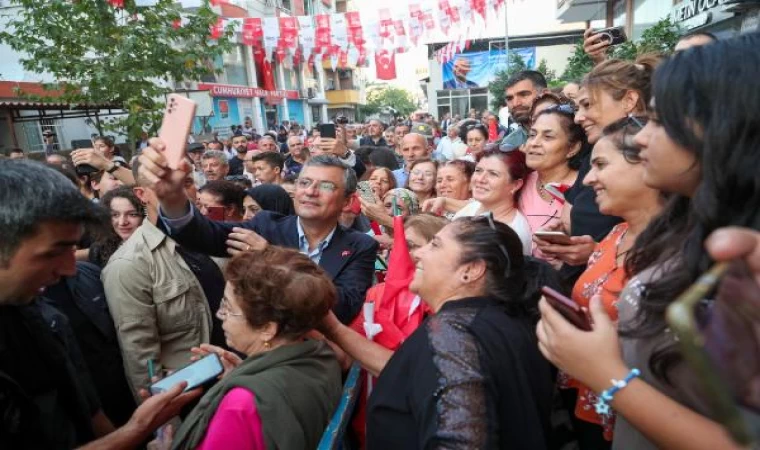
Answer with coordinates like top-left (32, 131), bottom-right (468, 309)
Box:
top-left (102, 221), bottom-right (212, 398)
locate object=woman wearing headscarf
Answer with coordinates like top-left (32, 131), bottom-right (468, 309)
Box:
top-left (243, 184), bottom-right (295, 220)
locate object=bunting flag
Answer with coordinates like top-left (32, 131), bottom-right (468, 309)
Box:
top-left (148, 0), bottom-right (508, 69)
top-left (278, 16), bottom-right (298, 49)
top-left (242, 17), bottom-right (262, 46)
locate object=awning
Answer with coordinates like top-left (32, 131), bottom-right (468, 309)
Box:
top-left (326, 103), bottom-right (356, 109)
top-left (555, 0), bottom-right (606, 23)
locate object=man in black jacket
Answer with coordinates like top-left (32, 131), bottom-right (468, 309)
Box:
top-left (138, 147), bottom-right (378, 324)
top-left (0, 160), bottom-right (200, 449)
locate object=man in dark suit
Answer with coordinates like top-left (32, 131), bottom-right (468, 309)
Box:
top-left (138, 148), bottom-right (378, 324)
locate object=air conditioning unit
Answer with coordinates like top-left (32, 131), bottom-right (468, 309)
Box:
top-left (307, 87), bottom-right (316, 99)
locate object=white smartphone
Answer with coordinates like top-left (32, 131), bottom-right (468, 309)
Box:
top-left (149, 353), bottom-right (223, 395)
top-left (534, 230), bottom-right (573, 245)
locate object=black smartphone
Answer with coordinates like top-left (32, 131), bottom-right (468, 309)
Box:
top-left (149, 353), bottom-right (223, 395)
top-left (319, 123), bottom-right (337, 139)
top-left (594, 26), bottom-right (627, 46)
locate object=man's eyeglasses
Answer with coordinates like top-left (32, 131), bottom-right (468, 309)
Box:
top-left (485, 212), bottom-right (512, 276)
top-left (296, 177), bottom-right (339, 193)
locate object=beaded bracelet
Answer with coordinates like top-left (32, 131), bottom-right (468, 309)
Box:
top-left (594, 368), bottom-right (641, 418)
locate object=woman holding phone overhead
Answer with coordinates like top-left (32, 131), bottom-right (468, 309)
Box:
top-left (537, 33), bottom-right (760, 450)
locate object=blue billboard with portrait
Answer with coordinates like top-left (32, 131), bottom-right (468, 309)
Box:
top-left (441, 48), bottom-right (536, 89)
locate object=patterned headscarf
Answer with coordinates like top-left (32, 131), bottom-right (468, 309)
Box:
top-left (383, 188), bottom-right (419, 216)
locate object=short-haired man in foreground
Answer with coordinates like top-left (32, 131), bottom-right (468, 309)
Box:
top-left (139, 141), bottom-right (378, 324)
top-left (0, 160), bottom-right (199, 449)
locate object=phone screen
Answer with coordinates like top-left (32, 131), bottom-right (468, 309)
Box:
top-left (149, 353), bottom-right (223, 395)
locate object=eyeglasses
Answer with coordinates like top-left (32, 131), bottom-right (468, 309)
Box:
top-left (296, 177), bottom-right (339, 193)
top-left (626, 114), bottom-right (647, 129)
top-left (217, 296), bottom-right (245, 319)
top-left (410, 169), bottom-right (435, 178)
top-left (485, 212), bottom-right (512, 276)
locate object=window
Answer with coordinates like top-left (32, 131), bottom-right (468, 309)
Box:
top-left (632, 0), bottom-right (672, 40)
top-left (282, 66), bottom-right (300, 90)
top-left (223, 46), bottom-right (248, 86)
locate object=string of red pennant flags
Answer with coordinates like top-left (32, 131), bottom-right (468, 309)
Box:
top-left (105, 0), bottom-right (511, 81)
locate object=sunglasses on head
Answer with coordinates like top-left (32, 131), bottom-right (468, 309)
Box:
top-left (542, 104), bottom-right (576, 115)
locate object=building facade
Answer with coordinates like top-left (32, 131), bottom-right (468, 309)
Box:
top-left (557, 0), bottom-right (760, 39)
top-left (0, 0), bottom-right (362, 154)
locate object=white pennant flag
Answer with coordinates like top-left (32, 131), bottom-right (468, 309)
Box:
top-left (361, 15), bottom-right (381, 50)
top-left (262, 17), bottom-right (280, 61)
top-left (347, 46), bottom-right (360, 67)
top-left (331, 13), bottom-right (348, 50)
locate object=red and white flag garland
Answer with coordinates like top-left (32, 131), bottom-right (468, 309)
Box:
top-left (188, 0), bottom-right (508, 75)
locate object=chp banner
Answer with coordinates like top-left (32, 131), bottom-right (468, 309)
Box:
top-left (441, 48), bottom-right (536, 89)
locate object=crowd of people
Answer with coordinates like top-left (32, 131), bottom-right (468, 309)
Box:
top-left (2, 29), bottom-right (760, 450)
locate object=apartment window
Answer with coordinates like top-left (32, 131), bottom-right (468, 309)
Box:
top-left (282, 66), bottom-right (300, 91)
top-left (223, 46), bottom-right (248, 86)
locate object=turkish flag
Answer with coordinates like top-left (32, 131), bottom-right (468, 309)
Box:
top-left (348, 215), bottom-right (428, 449)
top-left (375, 50), bottom-right (396, 80)
top-left (107, 0), bottom-right (125, 7)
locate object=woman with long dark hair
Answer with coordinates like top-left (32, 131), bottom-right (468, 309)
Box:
top-left (538, 33), bottom-right (759, 449)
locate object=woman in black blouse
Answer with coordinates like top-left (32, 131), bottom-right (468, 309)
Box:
top-left (321, 215), bottom-right (553, 449)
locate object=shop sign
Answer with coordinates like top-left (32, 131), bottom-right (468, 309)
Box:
top-left (672, 0), bottom-right (728, 23)
top-left (198, 83), bottom-right (299, 100)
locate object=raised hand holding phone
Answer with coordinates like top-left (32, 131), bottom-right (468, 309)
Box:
top-left (158, 94), bottom-right (197, 170)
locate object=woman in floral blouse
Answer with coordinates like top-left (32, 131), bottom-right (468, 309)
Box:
top-left (558, 117), bottom-right (663, 447)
